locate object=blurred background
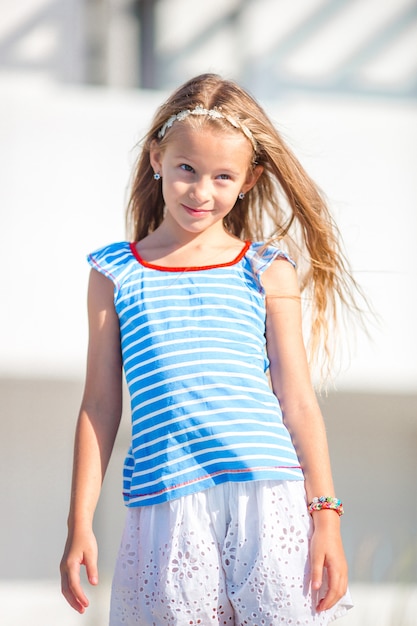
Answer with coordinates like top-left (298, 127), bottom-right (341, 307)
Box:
top-left (0, 1), bottom-right (416, 624)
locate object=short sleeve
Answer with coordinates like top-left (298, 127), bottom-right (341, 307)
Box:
top-left (246, 242), bottom-right (296, 294)
top-left (87, 241), bottom-right (133, 296)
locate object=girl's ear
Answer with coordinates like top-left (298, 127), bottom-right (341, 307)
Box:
top-left (242, 164), bottom-right (264, 194)
top-left (149, 139), bottom-right (163, 174)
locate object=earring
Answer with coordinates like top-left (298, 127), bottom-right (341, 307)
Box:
top-left (153, 172), bottom-right (161, 180)
top-left (238, 192), bottom-right (245, 200)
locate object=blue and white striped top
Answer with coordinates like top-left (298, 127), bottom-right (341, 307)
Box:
top-left (88, 240), bottom-right (303, 507)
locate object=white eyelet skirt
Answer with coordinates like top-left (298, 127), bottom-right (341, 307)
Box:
top-left (110, 480), bottom-right (353, 625)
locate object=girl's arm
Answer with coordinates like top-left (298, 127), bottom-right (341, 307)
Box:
top-left (60, 270), bottom-right (123, 613)
top-left (262, 258), bottom-right (348, 613)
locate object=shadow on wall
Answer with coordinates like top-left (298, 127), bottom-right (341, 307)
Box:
top-left (0, 379), bottom-right (416, 585)
top-left (0, 378), bottom-right (129, 581)
top-left (320, 392), bottom-right (417, 584)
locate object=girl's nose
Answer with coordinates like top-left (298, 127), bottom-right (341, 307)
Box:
top-left (190, 177), bottom-right (211, 204)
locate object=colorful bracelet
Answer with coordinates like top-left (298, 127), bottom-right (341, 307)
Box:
top-left (308, 496), bottom-right (344, 516)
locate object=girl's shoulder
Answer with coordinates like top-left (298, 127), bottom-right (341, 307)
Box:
top-left (87, 241), bottom-right (135, 288)
top-left (245, 242), bottom-right (296, 294)
top-left (88, 240), bottom-right (131, 262)
top-left (247, 241), bottom-right (296, 270)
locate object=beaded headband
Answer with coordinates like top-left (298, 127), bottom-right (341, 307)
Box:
top-left (157, 105), bottom-right (257, 151)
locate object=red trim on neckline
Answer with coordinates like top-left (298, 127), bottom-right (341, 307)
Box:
top-left (129, 241), bottom-right (251, 272)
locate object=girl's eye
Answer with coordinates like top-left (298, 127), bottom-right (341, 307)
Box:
top-left (217, 174), bottom-right (231, 180)
top-left (180, 164), bottom-right (194, 172)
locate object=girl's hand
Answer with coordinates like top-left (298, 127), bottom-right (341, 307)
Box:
top-left (60, 527), bottom-right (99, 613)
top-left (309, 512), bottom-right (348, 611)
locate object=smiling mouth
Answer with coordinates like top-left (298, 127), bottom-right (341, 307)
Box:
top-left (183, 204), bottom-right (211, 214)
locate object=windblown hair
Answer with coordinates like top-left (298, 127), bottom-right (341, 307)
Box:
top-left (126, 73), bottom-right (365, 378)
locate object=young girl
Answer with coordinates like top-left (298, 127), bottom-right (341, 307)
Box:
top-left (61, 73), bottom-right (358, 625)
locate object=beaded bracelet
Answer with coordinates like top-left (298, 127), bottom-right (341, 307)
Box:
top-left (308, 496), bottom-right (344, 516)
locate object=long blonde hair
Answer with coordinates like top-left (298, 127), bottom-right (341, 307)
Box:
top-left (126, 73), bottom-right (366, 377)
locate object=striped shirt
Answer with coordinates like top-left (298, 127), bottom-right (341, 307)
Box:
top-left (88, 241), bottom-right (303, 507)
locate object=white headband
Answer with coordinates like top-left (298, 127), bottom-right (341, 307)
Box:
top-left (157, 105), bottom-right (257, 151)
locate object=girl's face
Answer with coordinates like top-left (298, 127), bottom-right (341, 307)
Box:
top-left (150, 126), bottom-right (262, 238)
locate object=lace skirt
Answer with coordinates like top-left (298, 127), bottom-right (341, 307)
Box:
top-left (110, 480), bottom-right (353, 625)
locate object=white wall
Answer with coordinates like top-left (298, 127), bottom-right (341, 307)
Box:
top-left (1, 75), bottom-right (416, 391)
top-left (0, 76), bottom-right (164, 377)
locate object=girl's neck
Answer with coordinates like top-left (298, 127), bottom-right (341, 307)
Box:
top-left (135, 223), bottom-right (245, 268)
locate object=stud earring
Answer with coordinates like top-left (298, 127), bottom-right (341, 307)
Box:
top-left (238, 192), bottom-right (245, 200)
top-left (153, 172), bottom-right (161, 180)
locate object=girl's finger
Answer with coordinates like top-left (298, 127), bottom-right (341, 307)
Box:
top-left (62, 572), bottom-right (89, 613)
top-left (309, 546), bottom-right (324, 593)
top-left (86, 559), bottom-right (99, 586)
top-left (316, 566), bottom-right (347, 612)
